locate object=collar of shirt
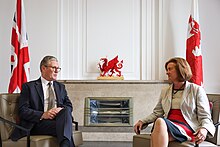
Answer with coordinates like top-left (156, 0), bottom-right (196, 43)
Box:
top-left (41, 77), bottom-right (53, 86)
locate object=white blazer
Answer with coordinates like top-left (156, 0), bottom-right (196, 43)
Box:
top-left (141, 81), bottom-right (215, 137)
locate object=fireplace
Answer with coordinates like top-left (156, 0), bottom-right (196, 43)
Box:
top-left (84, 97), bottom-right (133, 126)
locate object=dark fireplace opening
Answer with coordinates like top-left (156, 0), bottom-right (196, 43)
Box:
top-left (84, 97), bottom-right (133, 126)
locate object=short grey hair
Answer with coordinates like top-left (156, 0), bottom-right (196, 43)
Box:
top-left (40, 55), bottom-right (58, 71)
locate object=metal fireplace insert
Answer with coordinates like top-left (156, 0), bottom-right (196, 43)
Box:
top-left (84, 97), bottom-right (133, 126)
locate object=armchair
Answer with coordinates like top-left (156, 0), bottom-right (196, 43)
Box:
top-left (0, 93), bottom-right (83, 147)
top-left (133, 94), bottom-right (220, 147)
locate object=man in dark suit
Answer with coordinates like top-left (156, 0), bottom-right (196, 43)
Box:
top-left (10, 55), bottom-right (75, 147)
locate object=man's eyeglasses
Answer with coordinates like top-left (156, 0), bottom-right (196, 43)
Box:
top-left (45, 65), bottom-right (61, 72)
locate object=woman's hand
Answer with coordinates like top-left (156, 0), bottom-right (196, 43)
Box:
top-left (134, 120), bottom-right (144, 135)
top-left (193, 128), bottom-right (208, 144)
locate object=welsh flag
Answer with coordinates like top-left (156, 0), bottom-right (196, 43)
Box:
top-left (186, 0), bottom-right (203, 86)
top-left (8, 0), bottom-right (30, 93)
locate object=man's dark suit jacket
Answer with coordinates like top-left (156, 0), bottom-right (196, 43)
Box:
top-left (10, 78), bottom-right (73, 141)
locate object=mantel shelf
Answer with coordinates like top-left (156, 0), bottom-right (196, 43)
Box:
top-left (59, 80), bottom-right (169, 84)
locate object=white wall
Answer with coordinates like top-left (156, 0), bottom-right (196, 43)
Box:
top-left (0, 0), bottom-right (220, 93)
top-left (163, 0), bottom-right (220, 93)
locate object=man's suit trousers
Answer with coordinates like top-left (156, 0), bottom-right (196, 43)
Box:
top-left (30, 108), bottom-right (75, 147)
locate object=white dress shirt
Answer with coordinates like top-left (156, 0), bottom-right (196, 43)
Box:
top-left (41, 77), bottom-right (57, 112)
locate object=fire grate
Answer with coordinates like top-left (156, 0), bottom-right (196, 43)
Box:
top-left (84, 97), bottom-right (133, 126)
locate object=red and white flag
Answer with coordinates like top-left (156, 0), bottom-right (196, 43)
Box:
top-left (186, 0), bottom-right (203, 86)
top-left (8, 0), bottom-right (30, 93)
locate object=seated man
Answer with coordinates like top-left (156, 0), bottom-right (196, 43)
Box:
top-left (10, 55), bottom-right (75, 147)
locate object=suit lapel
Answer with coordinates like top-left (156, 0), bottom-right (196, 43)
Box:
top-left (53, 81), bottom-right (61, 106)
top-left (35, 78), bottom-right (44, 106)
top-left (166, 85), bottom-right (172, 113)
top-left (181, 81), bottom-right (190, 105)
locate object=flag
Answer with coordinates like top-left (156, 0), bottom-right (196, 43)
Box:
top-left (186, 0), bottom-right (203, 86)
top-left (8, 0), bottom-right (30, 93)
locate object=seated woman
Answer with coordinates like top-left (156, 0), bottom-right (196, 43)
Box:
top-left (134, 57), bottom-right (215, 147)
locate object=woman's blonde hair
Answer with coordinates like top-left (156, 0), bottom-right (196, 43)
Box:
top-left (165, 57), bottom-right (192, 82)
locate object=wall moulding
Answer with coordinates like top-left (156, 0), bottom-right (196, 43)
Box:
top-left (58, 0), bottom-right (161, 80)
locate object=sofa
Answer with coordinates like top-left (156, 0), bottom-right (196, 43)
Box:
top-left (0, 93), bottom-right (83, 147)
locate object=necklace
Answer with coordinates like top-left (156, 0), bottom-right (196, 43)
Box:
top-left (172, 82), bottom-right (185, 96)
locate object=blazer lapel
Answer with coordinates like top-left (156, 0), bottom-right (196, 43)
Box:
top-left (167, 85), bottom-right (173, 102)
top-left (166, 85), bottom-right (172, 112)
top-left (53, 81), bottom-right (61, 106)
top-left (35, 78), bottom-right (44, 106)
top-left (181, 81), bottom-right (190, 105)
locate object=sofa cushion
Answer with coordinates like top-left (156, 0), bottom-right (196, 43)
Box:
top-left (133, 133), bottom-right (151, 147)
top-left (0, 93), bottom-right (19, 141)
top-left (2, 135), bottom-right (59, 147)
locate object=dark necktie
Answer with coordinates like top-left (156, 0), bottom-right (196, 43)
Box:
top-left (48, 82), bottom-right (55, 110)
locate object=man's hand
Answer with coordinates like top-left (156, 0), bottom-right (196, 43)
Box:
top-left (134, 120), bottom-right (144, 135)
top-left (41, 107), bottom-right (63, 120)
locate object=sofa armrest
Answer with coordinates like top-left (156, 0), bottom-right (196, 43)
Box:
top-left (142, 123), bottom-right (149, 130)
top-left (214, 122), bottom-right (220, 127)
top-left (72, 120), bottom-right (79, 131)
top-left (0, 116), bottom-right (31, 147)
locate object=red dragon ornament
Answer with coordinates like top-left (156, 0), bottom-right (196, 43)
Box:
top-left (98, 55), bottom-right (123, 77)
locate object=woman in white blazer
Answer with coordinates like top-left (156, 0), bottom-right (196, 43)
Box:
top-left (134, 57), bottom-right (215, 147)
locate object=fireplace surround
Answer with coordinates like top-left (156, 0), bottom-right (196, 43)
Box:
top-left (60, 80), bottom-right (168, 143)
